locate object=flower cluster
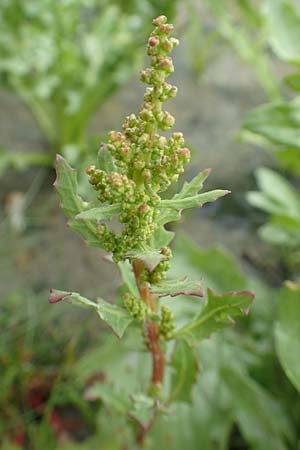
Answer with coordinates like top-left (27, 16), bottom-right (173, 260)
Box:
top-left (159, 305), bottom-right (175, 340)
top-left (123, 293), bottom-right (151, 321)
top-left (86, 15), bottom-right (190, 263)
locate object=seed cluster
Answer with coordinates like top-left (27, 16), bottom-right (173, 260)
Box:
top-left (86, 16), bottom-right (190, 262)
top-left (123, 293), bottom-right (151, 321)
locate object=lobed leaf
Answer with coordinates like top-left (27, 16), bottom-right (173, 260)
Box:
top-left (54, 154), bottom-right (102, 247)
top-left (151, 277), bottom-right (204, 298)
top-left (174, 169), bottom-right (211, 199)
top-left (49, 288), bottom-right (132, 338)
top-left (97, 297), bottom-right (133, 338)
top-left (174, 289), bottom-right (254, 345)
top-left (160, 190), bottom-right (230, 211)
top-left (169, 340), bottom-right (199, 403)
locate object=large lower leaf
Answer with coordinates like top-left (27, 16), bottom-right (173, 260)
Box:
top-left (275, 282), bottom-right (300, 394)
top-left (49, 289), bottom-right (132, 338)
top-left (169, 340), bottom-right (199, 403)
top-left (174, 289), bottom-right (254, 345)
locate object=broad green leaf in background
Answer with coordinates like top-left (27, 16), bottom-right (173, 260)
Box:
top-left (243, 101), bottom-right (300, 149)
top-left (174, 289), bottom-right (254, 345)
top-left (172, 235), bottom-right (247, 293)
top-left (222, 366), bottom-right (293, 450)
top-left (118, 260), bottom-right (140, 297)
top-left (49, 289), bottom-right (132, 338)
top-left (169, 340), bottom-right (199, 403)
top-left (275, 282), bottom-right (300, 394)
top-left (264, 0), bottom-right (300, 65)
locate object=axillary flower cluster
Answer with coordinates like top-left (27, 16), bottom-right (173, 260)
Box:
top-left (86, 15), bottom-right (190, 276)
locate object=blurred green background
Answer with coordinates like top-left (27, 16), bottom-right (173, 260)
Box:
top-left (0, 1), bottom-right (299, 449)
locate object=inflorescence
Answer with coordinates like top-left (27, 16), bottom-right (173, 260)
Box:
top-left (85, 15), bottom-right (190, 273)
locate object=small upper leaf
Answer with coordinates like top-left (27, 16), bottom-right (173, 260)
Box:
top-left (97, 145), bottom-right (116, 173)
top-left (151, 277), bottom-right (204, 298)
top-left (76, 203), bottom-right (122, 221)
top-left (125, 246), bottom-right (168, 272)
top-left (174, 169), bottom-right (211, 199)
top-left (174, 289), bottom-right (254, 345)
top-left (54, 154), bottom-right (102, 247)
top-left (160, 190), bottom-right (230, 211)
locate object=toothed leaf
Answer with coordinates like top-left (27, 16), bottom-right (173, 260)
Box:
top-left (160, 190), bottom-right (230, 210)
top-left (174, 168), bottom-right (211, 199)
top-left (49, 288), bottom-right (132, 338)
top-left (54, 155), bottom-right (102, 247)
top-left (174, 289), bottom-right (254, 345)
top-left (151, 277), bottom-right (204, 298)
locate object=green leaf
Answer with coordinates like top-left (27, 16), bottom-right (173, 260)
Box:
top-left (125, 246), bottom-right (167, 272)
top-left (97, 146), bottom-right (116, 173)
top-left (284, 72), bottom-right (300, 91)
top-left (151, 277), bottom-right (204, 298)
top-left (149, 226), bottom-right (175, 249)
top-left (97, 297), bottom-right (133, 338)
top-left (49, 289), bottom-right (98, 309)
top-left (160, 190), bottom-right (230, 210)
top-left (243, 101), bottom-right (300, 148)
top-left (84, 383), bottom-right (129, 414)
top-left (76, 203), bottom-right (121, 221)
top-left (275, 282), bottom-right (300, 394)
top-left (54, 154), bottom-right (102, 247)
top-left (129, 394), bottom-right (156, 424)
top-left (172, 235), bottom-right (247, 293)
top-left (169, 340), bottom-right (199, 403)
top-left (156, 208), bottom-right (181, 226)
top-left (264, 0), bottom-right (300, 65)
top-left (222, 366), bottom-right (293, 450)
top-left (49, 289), bottom-right (132, 338)
top-left (174, 169), bottom-right (211, 199)
top-left (174, 289), bottom-right (254, 345)
top-left (255, 168), bottom-right (300, 216)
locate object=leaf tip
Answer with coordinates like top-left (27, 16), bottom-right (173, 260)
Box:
top-left (49, 288), bottom-right (72, 304)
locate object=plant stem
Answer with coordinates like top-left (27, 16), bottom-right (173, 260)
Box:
top-left (132, 260), bottom-right (165, 387)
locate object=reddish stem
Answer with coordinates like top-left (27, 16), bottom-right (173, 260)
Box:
top-left (132, 260), bottom-right (165, 386)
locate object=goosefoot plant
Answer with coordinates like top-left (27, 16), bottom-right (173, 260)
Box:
top-left (50, 16), bottom-right (254, 448)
